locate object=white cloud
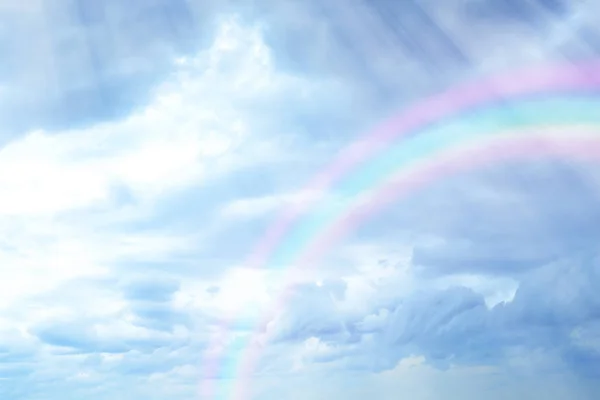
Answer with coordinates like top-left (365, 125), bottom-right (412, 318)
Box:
top-left (0, 19), bottom-right (282, 219)
top-left (0, 16), bottom-right (342, 392)
top-left (1, 12), bottom-right (389, 398)
top-left (0, 14), bottom-right (296, 295)
top-left (219, 190), bottom-right (324, 220)
top-left (174, 266), bottom-right (277, 324)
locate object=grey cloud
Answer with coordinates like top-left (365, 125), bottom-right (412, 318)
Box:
top-left (275, 252), bottom-right (600, 379)
top-left (270, 279), bottom-right (355, 343)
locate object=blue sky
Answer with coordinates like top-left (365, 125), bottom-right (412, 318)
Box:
top-left (1, 0), bottom-right (600, 399)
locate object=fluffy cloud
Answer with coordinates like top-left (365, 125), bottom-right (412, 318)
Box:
top-left (0, 12), bottom-right (354, 398)
top-left (252, 251), bottom-right (600, 396)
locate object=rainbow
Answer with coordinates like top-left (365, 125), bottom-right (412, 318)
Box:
top-left (200, 60), bottom-right (600, 400)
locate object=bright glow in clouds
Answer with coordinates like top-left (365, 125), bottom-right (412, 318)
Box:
top-left (215, 269), bottom-right (271, 314)
top-left (2, 1), bottom-right (600, 400)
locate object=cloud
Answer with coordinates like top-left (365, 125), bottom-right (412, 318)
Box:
top-left (258, 251), bottom-right (600, 384)
top-left (0, 0), bottom-right (230, 133)
top-left (265, 279), bottom-right (351, 344)
top-left (245, 137), bottom-right (600, 397)
top-left (122, 278), bottom-right (180, 303)
top-left (3, 1), bottom-right (600, 400)
top-left (0, 12), bottom-right (358, 398)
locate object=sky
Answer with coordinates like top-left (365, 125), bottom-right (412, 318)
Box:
top-left (1, 0), bottom-right (600, 399)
